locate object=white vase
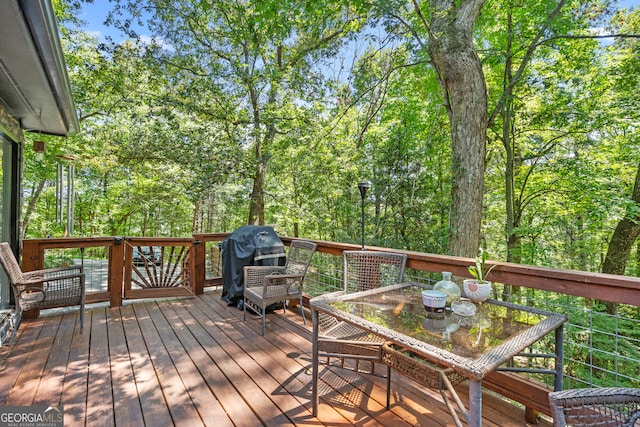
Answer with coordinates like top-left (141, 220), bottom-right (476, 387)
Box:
top-left (463, 279), bottom-right (492, 303)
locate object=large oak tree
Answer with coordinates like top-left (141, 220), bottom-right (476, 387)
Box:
top-left (110, 0), bottom-right (365, 225)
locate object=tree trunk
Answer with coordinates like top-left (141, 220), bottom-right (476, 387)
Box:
top-left (247, 115), bottom-right (276, 226)
top-left (21, 179), bottom-right (47, 240)
top-left (246, 74), bottom-right (278, 226)
top-left (502, 7), bottom-right (518, 263)
top-left (425, 0), bottom-right (488, 257)
top-left (636, 240), bottom-right (640, 277)
top-left (501, 7), bottom-right (519, 300)
top-left (602, 163), bottom-right (640, 273)
top-left (246, 71), bottom-right (265, 226)
top-left (247, 154), bottom-right (266, 225)
top-left (192, 199), bottom-right (201, 233)
top-left (601, 163), bottom-right (640, 313)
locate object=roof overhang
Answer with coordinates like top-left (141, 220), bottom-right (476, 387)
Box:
top-left (0, 0), bottom-right (79, 139)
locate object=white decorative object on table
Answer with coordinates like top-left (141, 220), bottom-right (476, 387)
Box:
top-left (451, 312), bottom-right (475, 327)
top-left (442, 321), bottom-right (460, 341)
top-left (422, 289), bottom-right (447, 313)
top-left (422, 315), bottom-right (448, 332)
top-left (463, 279), bottom-right (492, 304)
top-left (451, 299), bottom-right (476, 316)
top-left (465, 248), bottom-right (496, 304)
top-left (433, 271), bottom-right (461, 305)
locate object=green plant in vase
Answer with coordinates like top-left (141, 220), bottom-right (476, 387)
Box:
top-left (468, 248), bottom-right (496, 282)
top-left (464, 248), bottom-right (496, 303)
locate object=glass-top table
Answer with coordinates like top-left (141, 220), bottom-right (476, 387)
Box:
top-left (310, 283), bottom-right (567, 427)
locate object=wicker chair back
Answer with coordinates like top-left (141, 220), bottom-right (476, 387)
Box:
top-left (343, 250), bottom-right (407, 293)
top-left (548, 387), bottom-right (640, 427)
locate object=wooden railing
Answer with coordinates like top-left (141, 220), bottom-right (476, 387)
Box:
top-left (23, 235), bottom-right (640, 306)
top-left (22, 237), bottom-right (123, 306)
top-left (20, 234), bottom-right (640, 422)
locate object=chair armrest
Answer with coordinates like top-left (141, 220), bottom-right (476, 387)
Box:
top-left (244, 266), bottom-right (285, 289)
top-left (265, 273), bottom-right (306, 294)
top-left (265, 273), bottom-right (304, 281)
top-left (22, 265), bottom-right (83, 280)
top-left (19, 271), bottom-right (85, 286)
top-left (13, 270), bottom-right (85, 311)
top-left (16, 272), bottom-right (86, 306)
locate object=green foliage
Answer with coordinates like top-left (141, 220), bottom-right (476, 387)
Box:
top-left (563, 303), bottom-right (640, 388)
top-left (468, 248), bottom-right (497, 282)
top-left (24, 1), bottom-right (640, 280)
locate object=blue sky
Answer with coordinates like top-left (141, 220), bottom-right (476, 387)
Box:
top-left (78, 0), bottom-right (144, 42)
top-left (79, 0), bottom-right (640, 43)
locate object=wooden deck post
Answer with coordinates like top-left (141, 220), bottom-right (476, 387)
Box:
top-left (110, 237), bottom-right (124, 307)
top-left (192, 239), bottom-right (204, 295)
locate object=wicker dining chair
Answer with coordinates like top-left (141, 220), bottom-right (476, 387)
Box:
top-left (548, 387), bottom-right (640, 427)
top-left (315, 250), bottom-right (407, 372)
top-left (243, 240), bottom-right (317, 336)
top-left (0, 242), bottom-right (85, 342)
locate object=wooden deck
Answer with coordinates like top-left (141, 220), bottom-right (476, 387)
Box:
top-left (0, 290), bottom-right (553, 426)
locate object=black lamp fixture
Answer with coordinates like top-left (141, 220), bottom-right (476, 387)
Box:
top-left (33, 140), bottom-right (45, 162)
top-left (34, 111), bottom-right (45, 162)
top-left (358, 181), bottom-right (371, 249)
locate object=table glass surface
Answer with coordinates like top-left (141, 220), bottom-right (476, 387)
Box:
top-left (326, 285), bottom-right (554, 359)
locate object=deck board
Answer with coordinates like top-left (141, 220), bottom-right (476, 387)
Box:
top-left (121, 303), bottom-right (174, 427)
top-left (175, 299), bottom-right (267, 426)
top-left (134, 302), bottom-right (201, 425)
top-left (39, 312), bottom-right (76, 405)
top-left (87, 307), bottom-right (115, 426)
top-left (61, 310), bottom-right (90, 424)
top-left (107, 305), bottom-right (146, 427)
top-left (157, 301), bottom-right (231, 426)
top-left (0, 290), bottom-right (554, 426)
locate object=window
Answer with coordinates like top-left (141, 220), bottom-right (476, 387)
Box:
top-left (0, 133), bottom-right (19, 309)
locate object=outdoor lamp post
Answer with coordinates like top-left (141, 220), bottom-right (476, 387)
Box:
top-left (358, 181), bottom-right (371, 249)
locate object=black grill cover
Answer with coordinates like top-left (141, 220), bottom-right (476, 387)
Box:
top-left (220, 225), bottom-right (285, 305)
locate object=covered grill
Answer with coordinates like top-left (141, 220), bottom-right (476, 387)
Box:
top-left (220, 225), bottom-right (285, 306)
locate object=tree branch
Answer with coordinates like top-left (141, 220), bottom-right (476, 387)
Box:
top-left (488, 0), bottom-right (567, 128)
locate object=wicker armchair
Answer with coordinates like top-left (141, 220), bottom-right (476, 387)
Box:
top-left (548, 387), bottom-right (640, 427)
top-left (315, 250), bottom-right (407, 372)
top-left (243, 240), bottom-right (317, 336)
top-left (0, 242), bottom-right (85, 342)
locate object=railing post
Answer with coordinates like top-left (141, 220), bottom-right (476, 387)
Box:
top-left (21, 240), bottom-right (42, 271)
top-left (110, 237), bottom-right (124, 307)
top-left (192, 239), bottom-right (204, 295)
